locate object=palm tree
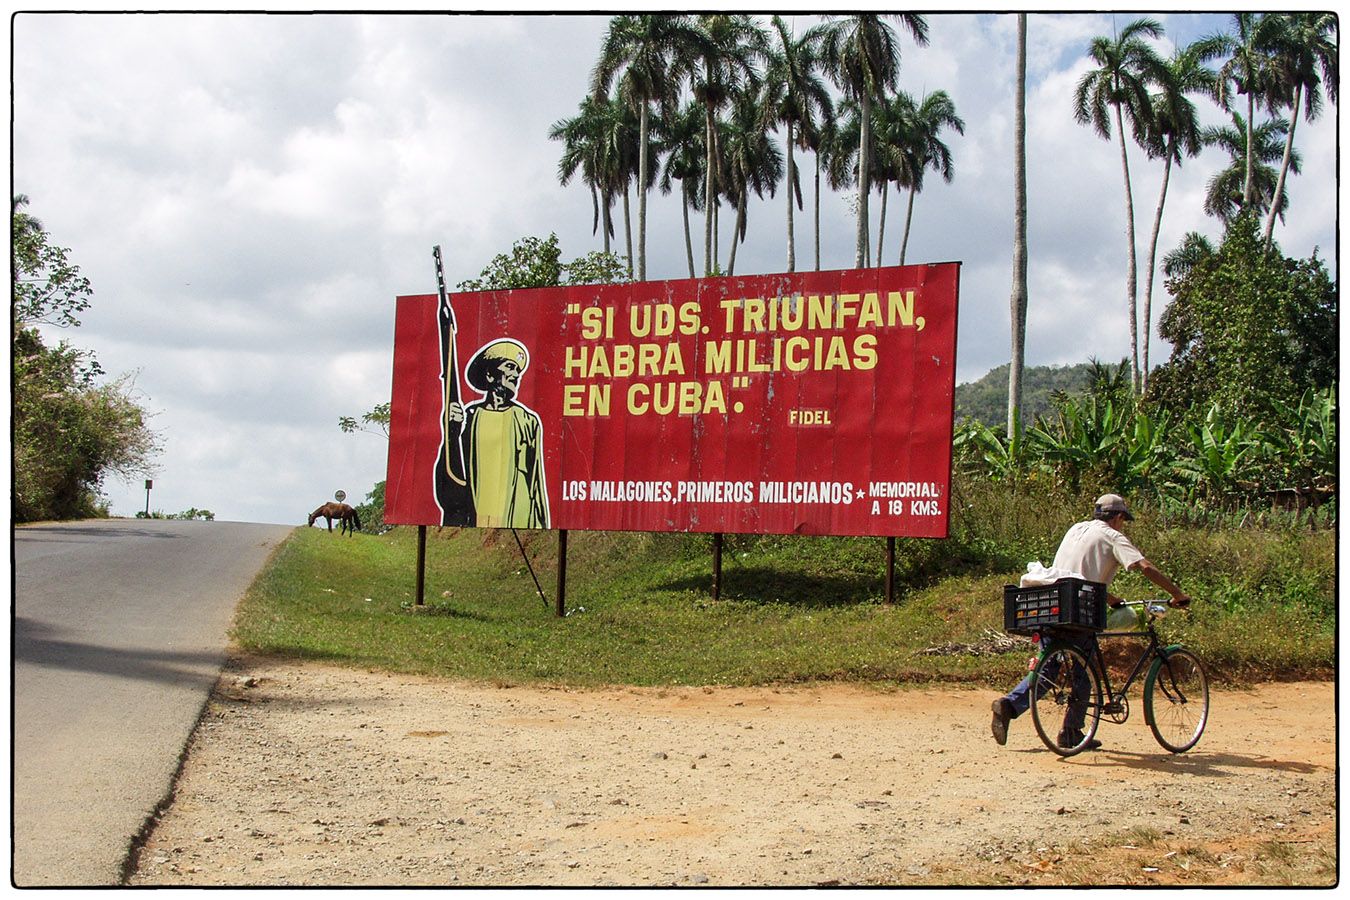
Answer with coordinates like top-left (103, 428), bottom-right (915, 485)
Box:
top-left (1008, 13), bottom-right (1028, 436)
top-left (721, 87), bottom-right (783, 276)
top-left (829, 97), bottom-right (903, 269)
top-left (824, 100), bottom-right (863, 255)
top-left (1139, 44), bottom-right (1214, 394)
top-left (592, 14), bottom-right (706, 281)
top-left (659, 101), bottom-right (707, 278)
top-left (1073, 16), bottom-right (1166, 392)
top-left (549, 94), bottom-right (620, 256)
top-left (1262, 13), bottom-right (1338, 247)
top-left (1201, 111), bottom-right (1298, 224)
top-left (892, 89), bottom-right (964, 266)
top-left (815, 14), bottom-right (929, 268)
top-left (762, 15), bottom-right (833, 273)
top-left (808, 114), bottom-right (839, 271)
top-left (692, 14), bottom-right (766, 277)
top-left (867, 95), bottom-right (905, 268)
top-left (1197, 14), bottom-right (1287, 210)
top-left (1161, 231), bottom-right (1215, 283)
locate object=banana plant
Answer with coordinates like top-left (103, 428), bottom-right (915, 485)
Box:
top-left (1169, 403), bottom-right (1259, 506)
top-left (1258, 387), bottom-right (1336, 495)
top-left (952, 418), bottom-right (1036, 482)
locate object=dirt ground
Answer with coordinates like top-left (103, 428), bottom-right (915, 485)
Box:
top-left (128, 656), bottom-right (1336, 887)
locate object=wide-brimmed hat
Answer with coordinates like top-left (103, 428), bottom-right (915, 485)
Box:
top-left (466, 339), bottom-right (529, 392)
top-left (1095, 493), bottom-right (1134, 521)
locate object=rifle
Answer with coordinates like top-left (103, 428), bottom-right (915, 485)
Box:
top-left (433, 245), bottom-right (474, 526)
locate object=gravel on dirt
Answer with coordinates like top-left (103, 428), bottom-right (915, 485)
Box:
top-left (128, 656), bottom-right (1335, 887)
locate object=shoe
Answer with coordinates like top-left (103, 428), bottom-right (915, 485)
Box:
top-left (991, 698), bottom-right (1013, 746)
top-left (1057, 730), bottom-right (1103, 751)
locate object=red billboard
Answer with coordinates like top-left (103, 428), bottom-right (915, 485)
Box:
top-left (385, 264), bottom-right (959, 537)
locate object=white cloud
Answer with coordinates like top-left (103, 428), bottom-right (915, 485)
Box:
top-left (14, 11), bottom-right (1338, 523)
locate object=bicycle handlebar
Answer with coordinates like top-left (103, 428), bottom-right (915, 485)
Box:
top-left (1122, 599), bottom-right (1190, 619)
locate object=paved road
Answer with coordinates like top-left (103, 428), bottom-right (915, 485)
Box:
top-left (12, 518), bottom-right (293, 887)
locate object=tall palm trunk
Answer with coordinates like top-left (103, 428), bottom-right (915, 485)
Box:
top-left (1263, 82), bottom-right (1302, 248)
top-left (1113, 98), bottom-right (1141, 392)
top-left (785, 122), bottom-right (796, 272)
top-left (604, 192), bottom-right (616, 256)
top-left (727, 194), bottom-right (747, 275)
top-left (1141, 147), bottom-right (1174, 396)
top-left (681, 183), bottom-right (696, 278)
top-left (1242, 91), bottom-right (1256, 208)
top-left (589, 184), bottom-right (601, 250)
top-left (714, 203), bottom-right (721, 268)
top-left (704, 106), bottom-right (717, 276)
top-left (599, 188), bottom-right (612, 254)
top-left (876, 184), bottom-right (888, 268)
top-left (814, 153), bottom-right (822, 271)
top-left (637, 102), bottom-right (650, 281)
top-left (1008, 13), bottom-right (1028, 436)
top-left (622, 187), bottom-right (634, 279)
top-left (856, 89), bottom-right (872, 268)
top-left (899, 186), bottom-right (917, 266)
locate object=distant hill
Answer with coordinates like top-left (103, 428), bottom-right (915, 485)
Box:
top-left (954, 363), bottom-right (1095, 427)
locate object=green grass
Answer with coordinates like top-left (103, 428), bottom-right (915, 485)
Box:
top-left (232, 504), bottom-right (1334, 688)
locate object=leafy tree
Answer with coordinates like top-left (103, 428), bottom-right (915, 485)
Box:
top-left (12, 197), bottom-right (159, 522)
top-left (955, 362), bottom-right (1102, 428)
top-left (353, 480), bottom-right (387, 534)
top-left (12, 195), bottom-right (93, 329)
top-left (1073, 16), bottom-right (1167, 392)
top-left (1149, 215), bottom-right (1336, 424)
top-left (137, 507), bottom-right (215, 521)
top-left (339, 401), bottom-right (391, 438)
top-left (457, 234), bottom-right (628, 292)
top-left (14, 329), bottom-right (159, 521)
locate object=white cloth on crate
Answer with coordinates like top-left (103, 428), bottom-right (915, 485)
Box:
top-left (1018, 562), bottom-right (1085, 588)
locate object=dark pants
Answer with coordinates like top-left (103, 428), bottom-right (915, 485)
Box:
top-left (1004, 632), bottom-right (1097, 736)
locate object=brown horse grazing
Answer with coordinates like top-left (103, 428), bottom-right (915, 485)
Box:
top-left (308, 502), bottom-right (361, 536)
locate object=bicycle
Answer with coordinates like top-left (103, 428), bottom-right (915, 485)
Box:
top-left (1026, 601), bottom-right (1210, 757)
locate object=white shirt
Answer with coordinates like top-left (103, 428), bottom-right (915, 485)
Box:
top-left (1051, 519), bottom-right (1144, 586)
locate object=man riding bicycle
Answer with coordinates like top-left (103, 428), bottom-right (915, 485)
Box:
top-left (991, 494), bottom-right (1192, 751)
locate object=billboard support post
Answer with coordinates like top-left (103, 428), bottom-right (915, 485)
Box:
top-left (415, 526), bottom-right (427, 607)
top-left (885, 537), bottom-right (896, 605)
top-left (556, 529), bottom-right (567, 618)
top-left (712, 533), bottom-right (724, 600)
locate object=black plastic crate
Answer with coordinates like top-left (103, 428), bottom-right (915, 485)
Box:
top-left (1003, 578), bottom-right (1107, 635)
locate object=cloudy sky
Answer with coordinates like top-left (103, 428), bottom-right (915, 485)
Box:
top-left (13, 11), bottom-right (1338, 525)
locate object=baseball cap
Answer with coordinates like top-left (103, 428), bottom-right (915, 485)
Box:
top-left (1095, 493), bottom-right (1134, 520)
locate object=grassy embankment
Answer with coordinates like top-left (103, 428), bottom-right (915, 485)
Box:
top-left (232, 482), bottom-right (1333, 688)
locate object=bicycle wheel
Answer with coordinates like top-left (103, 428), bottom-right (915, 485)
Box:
top-left (1145, 647), bottom-right (1209, 753)
top-left (1029, 643), bottom-right (1102, 757)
